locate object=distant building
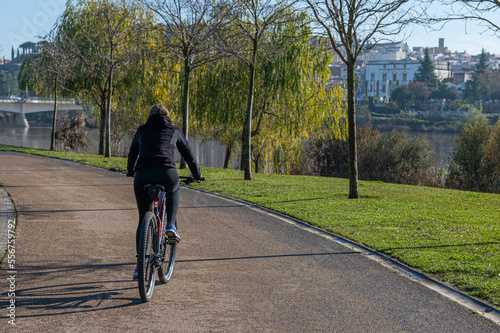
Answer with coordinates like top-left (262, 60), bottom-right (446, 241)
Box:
top-left (329, 65), bottom-right (342, 77)
top-left (325, 36), bottom-right (495, 100)
top-left (434, 61), bottom-right (452, 81)
top-left (361, 58), bottom-right (452, 99)
top-left (413, 38), bottom-right (449, 56)
top-left (452, 71), bottom-right (474, 84)
top-left (362, 42), bottom-right (409, 61)
top-left (364, 59), bottom-right (420, 99)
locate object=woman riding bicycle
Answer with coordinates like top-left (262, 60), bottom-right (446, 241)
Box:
top-left (127, 104), bottom-right (202, 279)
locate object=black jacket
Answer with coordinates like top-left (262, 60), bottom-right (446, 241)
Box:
top-left (127, 114), bottom-right (201, 179)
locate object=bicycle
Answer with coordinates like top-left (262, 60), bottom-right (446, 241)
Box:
top-left (137, 175), bottom-right (205, 302)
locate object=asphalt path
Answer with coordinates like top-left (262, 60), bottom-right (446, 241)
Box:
top-left (0, 151), bottom-right (499, 332)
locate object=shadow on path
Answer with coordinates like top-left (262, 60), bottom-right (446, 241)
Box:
top-left (177, 251), bottom-right (360, 263)
top-left (14, 262), bottom-right (141, 318)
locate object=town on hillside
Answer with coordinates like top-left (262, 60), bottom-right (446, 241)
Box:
top-left (328, 38), bottom-right (500, 113)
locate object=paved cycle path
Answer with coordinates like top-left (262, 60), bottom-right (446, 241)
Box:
top-left (0, 151), bottom-right (498, 332)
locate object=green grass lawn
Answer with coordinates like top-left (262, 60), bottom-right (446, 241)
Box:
top-left (1, 145), bottom-right (499, 308)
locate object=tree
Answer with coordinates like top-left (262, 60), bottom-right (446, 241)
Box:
top-left (219, 0), bottom-right (298, 180)
top-left (304, 0), bottom-right (423, 198)
top-left (391, 86), bottom-right (415, 110)
top-left (111, 30), bottom-right (182, 155)
top-left (430, 82), bottom-right (457, 101)
top-left (247, 17), bottom-right (345, 174)
top-left (0, 71), bottom-right (16, 96)
top-left (18, 30), bottom-right (76, 151)
top-left (58, 0), bottom-right (145, 157)
top-left (189, 55), bottom-right (247, 169)
top-left (141, 0), bottom-right (227, 168)
top-left (409, 81), bottom-right (430, 100)
top-left (190, 11), bottom-right (345, 173)
top-left (0, 72), bottom-right (7, 95)
top-left (414, 48), bottom-right (437, 89)
top-left (464, 49), bottom-right (491, 102)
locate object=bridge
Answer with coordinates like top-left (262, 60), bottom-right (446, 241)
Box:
top-left (0, 98), bottom-right (83, 127)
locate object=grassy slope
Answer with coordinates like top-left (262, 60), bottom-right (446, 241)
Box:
top-left (1, 145), bottom-right (499, 308)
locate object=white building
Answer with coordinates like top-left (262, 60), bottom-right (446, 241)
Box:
top-left (362, 58), bottom-right (453, 99)
top-left (364, 59), bottom-right (421, 99)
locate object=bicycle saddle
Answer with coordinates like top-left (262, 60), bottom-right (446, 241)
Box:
top-left (144, 184), bottom-right (165, 201)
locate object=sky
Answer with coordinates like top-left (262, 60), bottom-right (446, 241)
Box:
top-left (0, 0), bottom-right (499, 60)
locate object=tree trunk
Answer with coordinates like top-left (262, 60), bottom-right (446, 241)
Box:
top-left (224, 143), bottom-right (232, 169)
top-left (105, 65), bottom-right (113, 158)
top-left (98, 102), bottom-right (106, 155)
top-left (50, 78), bottom-right (58, 151)
top-left (241, 42), bottom-right (258, 181)
top-left (347, 60), bottom-right (359, 199)
top-left (253, 152), bottom-right (260, 174)
top-left (180, 62), bottom-right (190, 169)
top-left (241, 63), bottom-right (255, 180)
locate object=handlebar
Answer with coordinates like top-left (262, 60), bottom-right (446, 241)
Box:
top-left (180, 176), bottom-right (206, 185)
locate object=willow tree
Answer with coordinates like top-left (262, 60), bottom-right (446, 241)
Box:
top-left (113, 27), bottom-right (182, 154)
top-left (249, 14), bottom-right (345, 174)
top-left (217, 0), bottom-right (299, 180)
top-left (190, 10), bottom-right (346, 173)
top-left (189, 54), bottom-right (248, 168)
top-left (304, 0), bottom-right (422, 198)
top-left (58, 0), bottom-right (145, 157)
top-left (140, 0), bottom-right (228, 167)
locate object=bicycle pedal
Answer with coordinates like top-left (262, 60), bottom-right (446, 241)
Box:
top-left (167, 236), bottom-right (180, 243)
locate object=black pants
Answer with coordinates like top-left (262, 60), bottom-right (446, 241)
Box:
top-left (133, 166), bottom-right (180, 254)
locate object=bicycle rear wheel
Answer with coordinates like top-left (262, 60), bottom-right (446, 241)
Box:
top-left (158, 237), bottom-right (177, 284)
top-left (137, 211), bottom-right (158, 302)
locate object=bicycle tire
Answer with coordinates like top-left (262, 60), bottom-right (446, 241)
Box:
top-left (158, 237), bottom-right (177, 284)
top-left (137, 211), bottom-right (158, 302)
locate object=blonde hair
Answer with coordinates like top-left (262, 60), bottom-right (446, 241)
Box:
top-left (149, 104), bottom-right (169, 116)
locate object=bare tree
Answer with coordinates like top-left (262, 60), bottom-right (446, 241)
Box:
top-left (140, 0), bottom-right (228, 168)
top-left (40, 33), bottom-right (77, 151)
top-left (18, 31), bottom-right (76, 151)
top-left (304, 0), bottom-right (423, 198)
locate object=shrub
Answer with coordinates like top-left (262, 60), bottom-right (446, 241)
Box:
top-left (362, 130), bottom-right (435, 185)
top-left (484, 121), bottom-right (500, 193)
top-left (306, 126), bottom-right (437, 186)
top-left (448, 118), bottom-right (500, 193)
top-left (55, 113), bottom-right (89, 152)
top-left (446, 114), bottom-right (491, 192)
top-left (306, 136), bottom-right (349, 178)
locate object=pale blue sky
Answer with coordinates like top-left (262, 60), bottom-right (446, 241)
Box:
top-left (0, 0), bottom-right (67, 59)
top-left (0, 0), bottom-right (498, 60)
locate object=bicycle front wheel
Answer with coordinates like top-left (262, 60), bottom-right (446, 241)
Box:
top-left (137, 211), bottom-right (158, 302)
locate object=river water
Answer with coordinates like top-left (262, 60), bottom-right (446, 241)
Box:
top-left (0, 127), bottom-right (457, 170)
